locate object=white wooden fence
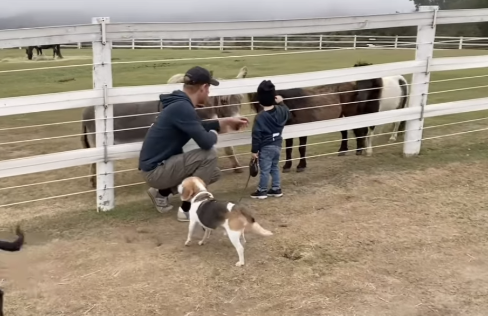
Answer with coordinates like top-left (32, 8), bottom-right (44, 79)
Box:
top-left (2, 7), bottom-right (488, 211)
top-left (54, 35), bottom-right (488, 51)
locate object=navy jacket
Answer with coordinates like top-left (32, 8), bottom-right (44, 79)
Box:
top-left (251, 103), bottom-right (290, 153)
top-left (138, 90), bottom-right (220, 172)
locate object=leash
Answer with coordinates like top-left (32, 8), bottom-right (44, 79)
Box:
top-left (237, 173), bottom-right (252, 204)
top-left (236, 157), bottom-right (259, 204)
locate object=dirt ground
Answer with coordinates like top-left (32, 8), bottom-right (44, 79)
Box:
top-left (2, 154), bottom-right (488, 316)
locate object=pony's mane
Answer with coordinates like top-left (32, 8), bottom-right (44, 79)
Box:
top-left (354, 61), bottom-right (373, 67)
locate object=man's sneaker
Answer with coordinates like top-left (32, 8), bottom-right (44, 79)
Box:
top-left (177, 208), bottom-right (189, 222)
top-left (267, 188), bottom-right (283, 197)
top-left (147, 188), bottom-right (173, 213)
top-left (250, 190), bottom-right (268, 199)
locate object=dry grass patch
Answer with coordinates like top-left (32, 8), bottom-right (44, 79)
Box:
top-left (2, 160), bottom-right (488, 316)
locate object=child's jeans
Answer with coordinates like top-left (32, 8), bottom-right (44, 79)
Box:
top-left (257, 145), bottom-right (281, 192)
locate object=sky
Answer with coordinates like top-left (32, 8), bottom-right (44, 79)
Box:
top-left (0, 0), bottom-right (415, 24)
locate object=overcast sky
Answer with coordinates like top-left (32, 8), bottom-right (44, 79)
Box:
top-left (1, 0), bottom-right (415, 22)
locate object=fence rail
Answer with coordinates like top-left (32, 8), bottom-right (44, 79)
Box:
top-left (7, 35), bottom-right (488, 51)
top-left (1, 7), bottom-right (488, 211)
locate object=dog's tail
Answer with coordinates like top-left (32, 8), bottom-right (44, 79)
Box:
top-left (234, 205), bottom-right (273, 237)
top-left (0, 225), bottom-right (24, 252)
top-left (250, 222), bottom-right (273, 236)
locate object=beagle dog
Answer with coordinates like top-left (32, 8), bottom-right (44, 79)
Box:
top-left (178, 176), bottom-right (273, 267)
top-left (0, 225), bottom-right (24, 316)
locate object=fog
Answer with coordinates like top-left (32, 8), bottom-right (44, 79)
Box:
top-left (0, 0), bottom-right (415, 29)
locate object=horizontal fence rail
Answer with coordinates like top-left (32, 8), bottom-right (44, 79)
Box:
top-left (1, 6), bottom-right (488, 211)
top-left (1, 96), bottom-right (488, 179)
top-left (20, 35), bottom-right (488, 51)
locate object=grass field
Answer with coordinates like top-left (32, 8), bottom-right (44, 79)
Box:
top-left (1, 48), bottom-right (488, 315)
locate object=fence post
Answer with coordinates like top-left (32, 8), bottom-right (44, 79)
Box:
top-left (353, 35), bottom-right (357, 49)
top-left (394, 35), bottom-right (399, 49)
top-left (284, 35), bottom-right (288, 50)
top-left (319, 35), bottom-right (323, 50)
top-left (91, 17), bottom-right (115, 211)
top-left (131, 38), bottom-right (135, 50)
top-left (458, 36), bottom-right (463, 49)
top-left (189, 38), bottom-right (192, 50)
top-left (403, 6), bottom-right (437, 157)
top-left (251, 36), bottom-right (254, 50)
top-left (160, 39), bottom-right (163, 49)
top-left (220, 37), bottom-right (224, 50)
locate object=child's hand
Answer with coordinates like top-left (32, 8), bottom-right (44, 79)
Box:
top-left (251, 153), bottom-right (258, 159)
top-left (275, 95), bottom-right (283, 103)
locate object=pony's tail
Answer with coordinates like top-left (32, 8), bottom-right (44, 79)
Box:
top-left (81, 124), bottom-right (90, 149)
top-left (398, 78), bottom-right (409, 133)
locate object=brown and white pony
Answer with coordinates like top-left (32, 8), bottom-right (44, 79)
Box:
top-left (81, 66), bottom-right (248, 188)
top-left (167, 66), bottom-right (248, 173)
top-left (248, 82), bottom-right (361, 173)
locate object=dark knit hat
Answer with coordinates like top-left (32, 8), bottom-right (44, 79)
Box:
top-left (257, 80), bottom-right (276, 107)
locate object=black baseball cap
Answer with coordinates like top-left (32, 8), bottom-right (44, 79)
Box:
top-left (183, 66), bottom-right (220, 86)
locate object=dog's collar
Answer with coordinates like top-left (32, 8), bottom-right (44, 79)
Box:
top-left (191, 191), bottom-right (214, 203)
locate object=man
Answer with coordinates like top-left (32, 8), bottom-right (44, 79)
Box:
top-left (139, 66), bottom-right (249, 222)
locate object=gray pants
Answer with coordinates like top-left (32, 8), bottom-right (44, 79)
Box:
top-left (140, 148), bottom-right (221, 193)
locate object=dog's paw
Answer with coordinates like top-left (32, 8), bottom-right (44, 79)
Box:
top-left (185, 240), bottom-right (191, 246)
top-left (198, 240), bottom-right (205, 246)
top-left (235, 261), bottom-right (245, 267)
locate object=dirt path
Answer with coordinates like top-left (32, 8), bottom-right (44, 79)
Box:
top-left (2, 160), bottom-right (488, 316)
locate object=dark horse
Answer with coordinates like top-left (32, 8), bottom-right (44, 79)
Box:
top-left (0, 225), bottom-right (24, 316)
top-left (248, 82), bottom-right (363, 172)
top-left (26, 45), bottom-right (63, 60)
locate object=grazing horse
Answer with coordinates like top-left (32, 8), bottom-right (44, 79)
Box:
top-left (81, 66), bottom-right (248, 188)
top-left (248, 82), bottom-right (359, 173)
top-left (339, 61), bottom-right (408, 157)
top-left (26, 45), bottom-right (63, 60)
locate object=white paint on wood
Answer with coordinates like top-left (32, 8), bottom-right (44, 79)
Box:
top-left (0, 24), bottom-right (100, 49)
top-left (0, 90), bottom-right (103, 117)
top-left (92, 17), bottom-right (115, 212)
top-left (403, 6), bottom-right (437, 157)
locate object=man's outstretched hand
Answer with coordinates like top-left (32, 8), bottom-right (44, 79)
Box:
top-left (219, 117), bottom-right (249, 133)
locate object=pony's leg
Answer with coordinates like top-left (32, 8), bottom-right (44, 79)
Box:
top-left (282, 138), bottom-right (293, 173)
top-left (57, 46), bottom-right (63, 59)
top-left (338, 130), bottom-right (349, 156)
top-left (389, 121), bottom-right (402, 143)
top-left (90, 163), bottom-right (97, 188)
top-left (365, 126), bottom-right (376, 157)
top-left (224, 146), bottom-right (243, 173)
top-left (296, 136), bottom-right (307, 172)
top-left (353, 127), bottom-right (368, 155)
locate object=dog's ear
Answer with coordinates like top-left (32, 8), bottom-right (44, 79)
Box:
top-left (181, 184), bottom-right (194, 201)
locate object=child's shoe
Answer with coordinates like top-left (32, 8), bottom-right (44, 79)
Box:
top-left (250, 190), bottom-right (268, 199)
top-left (267, 188), bottom-right (283, 197)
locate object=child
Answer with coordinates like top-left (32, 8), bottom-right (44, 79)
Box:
top-left (250, 80), bottom-right (290, 199)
